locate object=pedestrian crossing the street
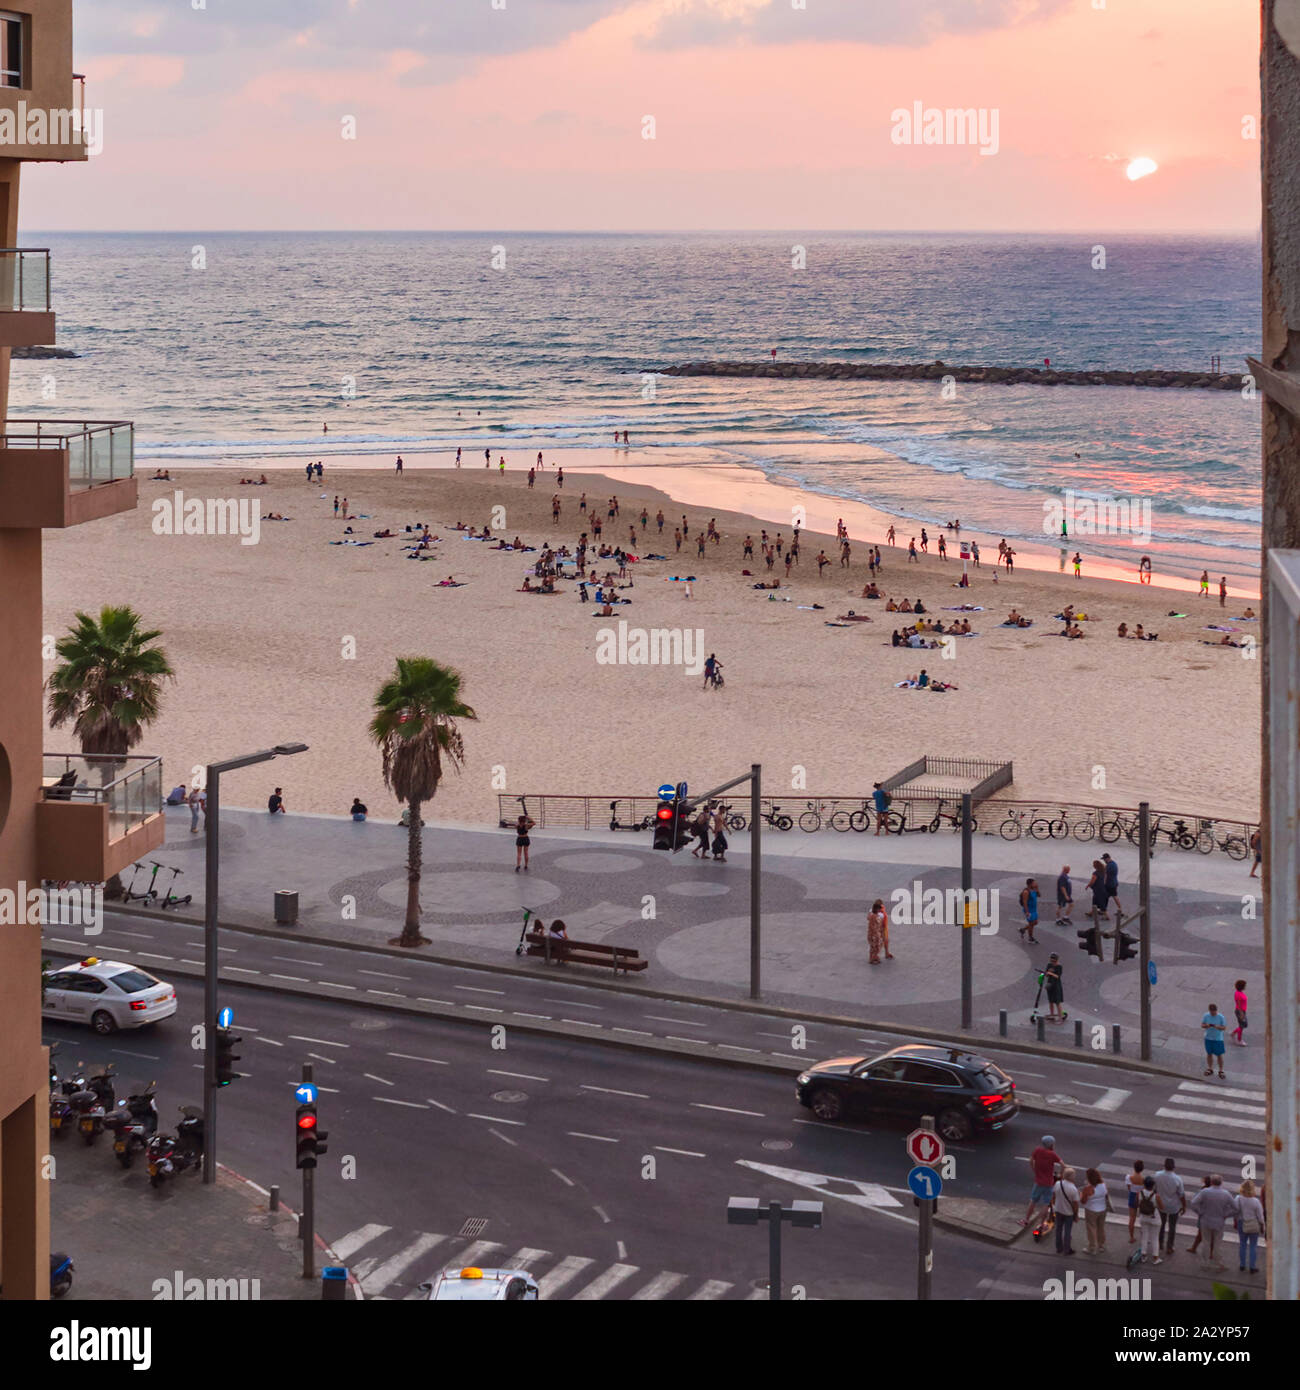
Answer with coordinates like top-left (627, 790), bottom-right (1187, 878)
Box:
top-left (332, 1224), bottom-right (766, 1300)
top-left (1154, 1080), bottom-right (1266, 1134)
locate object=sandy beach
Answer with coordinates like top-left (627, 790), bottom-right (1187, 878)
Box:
top-left (42, 456), bottom-right (1260, 826)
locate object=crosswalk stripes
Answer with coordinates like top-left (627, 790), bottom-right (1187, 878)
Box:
top-left (1155, 1080), bottom-right (1266, 1133)
top-left (330, 1223), bottom-right (761, 1300)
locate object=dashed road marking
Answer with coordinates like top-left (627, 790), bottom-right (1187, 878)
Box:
top-left (580, 1085), bottom-right (648, 1098)
top-left (490, 1070), bottom-right (549, 1082)
top-left (468, 1113), bottom-right (525, 1126)
top-left (567, 1131), bottom-right (618, 1143)
top-left (290, 1035), bottom-right (350, 1047)
top-left (389, 1052), bottom-right (448, 1066)
top-left (691, 1103), bottom-right (764, 1117)
top-left (364, 1073), bottom-right (394, 1086)
top-left (372, 1097), bottom-right (428, 1109)
top-left (654, 1146), bottom-right (706, 1158)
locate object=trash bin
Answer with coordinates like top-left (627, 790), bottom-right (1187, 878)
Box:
top-left (274, 890), bottom-right (298, 925)
top-left (321, 1266), bottom-right (347, 1301)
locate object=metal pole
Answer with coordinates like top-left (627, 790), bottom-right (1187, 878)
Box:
top-left (917, 1112), bottom-right (934, 1300)
top-left (767, 1200), bottom-right (781, 1301)
top-left (302, 1062), bottom-right (315, 1279)
top-left (960, 793), bottom-right (973, 1031)
top-left (202, 765), bottom-right (219, 1184)
top-left (1138, 800), bottom-right (1152, 1062)
top-left (750, 763), bottom-right (761, 1000)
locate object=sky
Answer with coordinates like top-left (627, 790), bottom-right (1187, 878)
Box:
top-left (20, 0), bottom-right (1262, 232)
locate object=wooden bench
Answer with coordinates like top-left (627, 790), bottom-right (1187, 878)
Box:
top-left (523, 930), bottom-right (647, 974)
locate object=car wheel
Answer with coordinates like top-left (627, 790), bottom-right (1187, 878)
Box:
top-left (937, 1108), bottom-right (972, 1143)
top-left (91, 1010), bottom-right (117, 1035)
top-left (809, 1088), bottom-right (844, 1122)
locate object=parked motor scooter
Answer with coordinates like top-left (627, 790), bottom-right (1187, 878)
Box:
top-left (105, 1081), bottom-right (159, 1168)
top-left (70, 1063), bottom-right (116, 1146)
top-left (50, 1252), bottom-right (74, 1298)
top-left (146, 1106), bottom-right (205, 1189)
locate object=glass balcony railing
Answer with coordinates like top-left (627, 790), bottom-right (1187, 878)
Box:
top-left (2, 419), bottom-right (134, 487)
top-left (43, 753), bottom-right (163, 842)
top-left (0, 248), bottom-right (50, 311)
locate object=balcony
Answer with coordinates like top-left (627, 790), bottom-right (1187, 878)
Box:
top-left (0, 419), bottom-right (135, 528)
top-left (0, 61), bottom-right (90, 163)
top-left (0, 249), bottom-right (55, 347)
top-left (36, 754), bottom-right (164, 885)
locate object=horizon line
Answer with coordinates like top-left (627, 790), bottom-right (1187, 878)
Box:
top-left (17, 226), bottom-right (1261, 237)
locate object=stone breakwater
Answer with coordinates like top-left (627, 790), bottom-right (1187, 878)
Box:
top-left (659, 360), bottom-right (1243, 390)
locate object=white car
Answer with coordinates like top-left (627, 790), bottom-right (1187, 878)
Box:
top-left (419, 1266), bottom-right (538, 1301)
top-left (41, 958), bottom-right (177, 1034)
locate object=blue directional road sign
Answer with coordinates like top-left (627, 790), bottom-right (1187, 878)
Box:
top-left (295, 1082), bottom-right (318, 1104)
top-left (907, 1165), bottom-right (943, 1200)
top-left (658, 783), bottom-right (676, 801)
top-left (1147, 961), bottom-right (1158, 987)
top-left (217, 1007), bottom-right (233, 1028)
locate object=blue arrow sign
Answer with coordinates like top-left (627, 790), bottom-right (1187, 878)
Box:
top-left (908, 1165), bottom-right (943, 1200)
top-left (295, 1083), bottom-right (318, 1104)
top-left (1147, 960), bottom-right (1157, 986)
top-left (217, 1007), bottom-right (233, 1028)
top-left (658, 783), bottom-right (676, 801)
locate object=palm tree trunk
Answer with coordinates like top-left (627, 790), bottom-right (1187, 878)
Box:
top-left (397, 797), bottom-right (427, 947)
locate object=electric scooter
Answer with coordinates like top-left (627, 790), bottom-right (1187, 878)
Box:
top-left (122, 861), bottom-right (161, 903)
top-left (157, 866), bottom-right (191, 909)
top-left (1027, 970), bottom-right (1069, 1026)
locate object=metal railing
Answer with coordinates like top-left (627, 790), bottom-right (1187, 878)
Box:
top-left (879, 754), bottom-right (1013, 804)
top-left (2, 419), bottom-right (134, 487)
top-left (497, 792), bottom-right (1258, 859)
top-left (43, 753), bottom-right (162, 840)
top-left (0, 248), bottom-right (50, 311)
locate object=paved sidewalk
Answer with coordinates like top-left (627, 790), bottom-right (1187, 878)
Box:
top-left (115, 804), bottom-right (1264, 1088)
top-left (50, 1133), bottom-right (356, 1301)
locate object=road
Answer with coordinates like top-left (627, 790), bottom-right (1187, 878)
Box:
top-left (42, 977), bottom-right (1267, 1302)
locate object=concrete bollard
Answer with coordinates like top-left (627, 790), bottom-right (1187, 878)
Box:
top-left (1036, 1017), bottom-right (1045, 1043)
top-left (999, 1009), bottom-right (1008, 1037)
top-left (269, 1184), bottom-right (279, 1212)
top-left (1112, 1024), bottom-right (1122, 1054)
top-left (1074, 1021), bottom-right (1083, 1048)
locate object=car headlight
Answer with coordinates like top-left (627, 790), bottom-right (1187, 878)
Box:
top-left (797, 1073), bottom-right (811, 1086)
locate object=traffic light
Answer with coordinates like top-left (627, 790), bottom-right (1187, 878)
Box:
top-left (653, 801), bottom-right (676, 851)
top-left (1077, 925), bottom-right (1103, 959)
top-left (295, 1100), bottom-right (328, 1169)
top-left (215, 1025), bottom-right (242, 1086)
top-left (1114, 928), bottom-right (1138, 963)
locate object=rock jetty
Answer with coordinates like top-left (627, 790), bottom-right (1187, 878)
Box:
top-left (658, 360), bottom-right (1241, 391)
top-left (13, 345), bottom-right (77, 359)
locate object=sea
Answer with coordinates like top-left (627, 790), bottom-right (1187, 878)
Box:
top-left (12, 231), bottom-right (1262, 582)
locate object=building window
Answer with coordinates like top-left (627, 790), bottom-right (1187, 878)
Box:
top-left (0, 12), bottom-right (23, 89)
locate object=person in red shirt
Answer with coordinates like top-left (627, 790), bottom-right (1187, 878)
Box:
top-left (1021, 1135), bottom-right (1064, 1228)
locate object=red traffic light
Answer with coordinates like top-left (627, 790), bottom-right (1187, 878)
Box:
top-left (297, 1113), bottom-right (317, 1130)
top-left (656, 805), bottom-right (674, 821)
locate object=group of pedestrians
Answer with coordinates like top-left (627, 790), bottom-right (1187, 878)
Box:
top-left (689, 805), bottom-right (729, 862)
top-left (1023, 1139), bottom-right (1266, 1273)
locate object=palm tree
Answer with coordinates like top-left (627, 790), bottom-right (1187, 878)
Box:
top-left (46, 605), bottom-right (175, 898)
top-left (369, 658), bottom-right (476, 947)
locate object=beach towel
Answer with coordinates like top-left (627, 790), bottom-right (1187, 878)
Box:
top-left (1166, 611), bottom-right (1188, 617)
top-left (1229, 616), bottom-right (1258, 622)
top-left (436, 581), bottom-right (465, 587)
top-left (1201, 639), bottom-right (1243, 648)
top-left (942, 605), bottom-right (985, 612)
top-left (329, 539), bottom-right (375, 546)
top-left (1205, 625), bottom-right (1239, 633)
top-left (824, 621), bottom-right (851, 628)
top-left (796, 605), bottom-right (825, 611)
top-left (999, 620), bottom-right (1033, 628)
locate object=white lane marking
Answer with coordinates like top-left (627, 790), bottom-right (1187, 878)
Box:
top-left (290, 1035), bottom-right (350, 1047)
top-left (226, 965), bottom-right (260, 974)
top-left (667, 1036), bottom-right (708, 1045)
top-left (373, 1096), bottom-right (428, 1109)
top-left (1090, 1088), bottom-right (1132, 1113)
top-left (1177, 1080), bottom-right (1267, 1102)
top-left (426, 1098), bottom-right (457, 1114)
top-left (367, 989), bottom-right (407, 998)
top-left (490, 1128), bottom-right (518, 1147)
top-left (112, 931), bottom-right (155, 940)
top-left (253, 1036), bottom-right (285, 1047)
top-left (612, 1027), bottom-right (652, 1036)
top-left (490, 1070), bottom-right (550, 1082)
top-left (689, 1280), bottom-right (734, 1300)
top-left (269, 973), bottom-right (309, 983)
top-left (124, 947), bottom-right (172, 959)
top-left (455, 984), bottom-right (506, 995)
top-left (561, 1019), bottom-right (602, 1028)
top-left (272, 956), bottom-right (323, 966)
top-left (359, 1233), bottom-right (448, 1294)
top-left (365, 1073), bottom-right (394, 1087)
top-left (691, 1103), bottom-right (764, 1117)
top-left (512, 1012), bottom-right (553, 1020)
top-left (539, 1255), bottom-right (593, 1299)
top-left (1119, 1135), bottom-right (1266, 1164)
top-left (758, 1031), bottom-right (804, 1039)
top-left (571, 1264), bottom-right (639, 1300)
top-left (616, 1241), bottom-right (628, 1261)
top-left (180, 958), bottom-right (205, 965)
top-left (416, 998), bottom-right (455, 1006)
top-left (549, 1168), bottom-right (575, 1187)
top-left (463, 1005), bottom-right (505, 1013)
top-left (358, 969), bottom-right (410, 981)
top-left (1165, 1092), bottom-right (1266, 1116)
top-left (547, 999), bottom-right (603, 1010)
top-left (567, 1131), bottom-right (618, 1143)
top-left (333, 1223), bottom-right (391, 1261)
top-left (655, 1146), bottom-right (706, 1158)
top-left (318, 981), bottom-right (358, 990)
top-left (718, 1045), bottom-right (763, 1054)
top-left (1157, 1104), bottom-right (1266, 1125)
top-left (1013, 1070), bottom-right (1048, 1078)
top-left (736, 1159), bottom-right (905, 1212)
top-left (646, 1016), bottom-right (705, 1027)
top-left (632, 1272), bottom-right (686, 1300)
top-left (593, 1205), bottom-right (611, 1224)
top-left (307, 1053), bottom-right (337, 1065)
top-left (580, 1085), bottom-right (648, 1098)
top-left (468, 1114), bottom-right (525, 1126)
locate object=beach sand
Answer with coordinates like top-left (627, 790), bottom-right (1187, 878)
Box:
top-left (42, 458), bottom-right (1260, 827)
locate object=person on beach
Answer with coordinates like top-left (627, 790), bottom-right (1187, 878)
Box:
top-left (919, 528), bottom-right (928, 553)
top-left (456, 448), bottom-right (462, 467)
top-left (817, 550), bottom-right (830, 576)
top-left (1126, 1159), bottom-right (1146, 1243)
top-left (1202, 1002), bottom-right (1228, 1078)
top-left (1043, 953), bottom-right (1064, 1021)
top-left (1055, 865), bottom-right (1073, 924)
top-left (697, 533), bottom-right (706, 557)
top-left (395, 456), bottom-right (403, 474)
top-left (970, 540), bottom-right (979, 566)
top-left (785, 552), bottom-right (794, 579)
top-left (937, 534), bottom-right (947, 560)
top-left (514, 812), bottom-right (535, 871)
top-left (1006, 548), bottom-right (1015, 573)
top-left (1018, 878), bottom-right (1040, 943)
top-left (1249, 828), bottom-right (1262, 877)
top-left (1072, 552), bottom-right (1082, 578)
top-left (315, 463), bottom-right (323, 480)
top-left (557, 468), bottom-right (563, 488)
top-left (840, 540), bottom-right (851, 567)
top-left (333, 496), bottom-right (340, 516)
top-left (1021, 1135), bottom-right (1063, 1230)
top-left (528, 468), bottom-right (536, 489)
top-left (267, 788), bottom-right (286, 814)
top-left (867, 898), bottom-right (892, 963)
top-left (1139, 555), bottom-right (1151, 583)
top-left (1219, 576), bottom-right (1228, 608)
top-left (1200, 570), bottom-right (1210, 596)
top-left (341, 497), bottom-right (348, 517)
top-left (305, 463), bottom-right (313, 483)
top-left (674, 528), bottom-right (682, 552)
top-left (908, 538), bottom-right (918, 563)
top-left (349, 798), bottom-right (368, 821)
top-left (499, 457), bottom-right (506, 473)
top-left (537, 451), bottom-right (544, 469)
top-left (656, 510), bottom-right (665, 534)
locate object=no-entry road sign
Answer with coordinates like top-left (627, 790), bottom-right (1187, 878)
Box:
top-left (906, 1128), bottom-right (945, 1166)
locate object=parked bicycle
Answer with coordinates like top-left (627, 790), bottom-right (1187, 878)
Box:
top-left (1195, 819), bottom-right (1249, 860)
top-left (798, 799), bottom-right (830, 833)
top-left (879, 801), bottom-right (934, 835)
top-left (759, 803), bottom-right (795, 832)
top-left (930, 799), bottom-right (976, 833)
top-left (998, 807), bottom-right (1030, 841)
top-left (1029, 809), bottom-right (1074, 840)
top-left (828, 799), bottom-right (874, 833)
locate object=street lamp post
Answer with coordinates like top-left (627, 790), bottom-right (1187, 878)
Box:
top-left (202, 742), bottom-right (308, 1184)
top-left (726, 1196), bottom-right (823, 1300)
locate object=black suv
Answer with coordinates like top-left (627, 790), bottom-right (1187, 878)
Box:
top-left (795, 1044), bottom-right (1018, 1141)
